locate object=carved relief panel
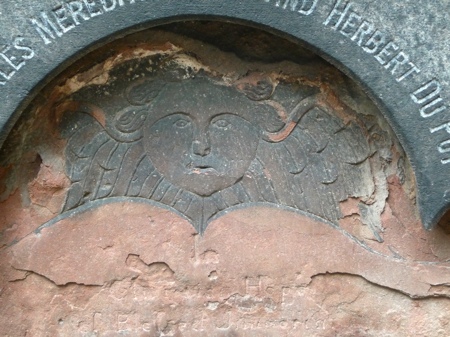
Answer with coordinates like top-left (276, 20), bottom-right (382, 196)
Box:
top-left (58, 52), bottom-right (375, 234)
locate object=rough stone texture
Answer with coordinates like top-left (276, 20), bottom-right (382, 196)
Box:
top-left (1, 23), bottom-right (450, 336)
top-left (2, 204), bottom-right (450, 336)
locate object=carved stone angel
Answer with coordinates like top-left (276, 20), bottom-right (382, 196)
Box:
top-left (59, 55), bottom-right (372, 233)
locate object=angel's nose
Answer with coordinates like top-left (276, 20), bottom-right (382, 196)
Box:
top-left (192, 132), bottom-right (211, 156)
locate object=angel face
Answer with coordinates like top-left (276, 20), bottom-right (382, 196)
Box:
top-left (142, 78), bottom-right (261, 196)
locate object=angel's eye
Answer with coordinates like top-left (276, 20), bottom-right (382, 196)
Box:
top-left (213, 119), bottom-right (230, 129)
top-left (174, 119), bottom-right (190, 128)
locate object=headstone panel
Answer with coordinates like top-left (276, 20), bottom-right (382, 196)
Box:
top-left (1, 25), bottom-right (450, 335)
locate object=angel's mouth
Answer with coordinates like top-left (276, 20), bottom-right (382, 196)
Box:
top-left (188, 165), bottom-right (219, 175)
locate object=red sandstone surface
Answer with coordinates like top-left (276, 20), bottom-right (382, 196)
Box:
top-left (1, 27), bottom-right (450, 336)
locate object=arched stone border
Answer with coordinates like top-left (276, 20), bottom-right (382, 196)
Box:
top-left (0, 0), bottom-right (449, 228)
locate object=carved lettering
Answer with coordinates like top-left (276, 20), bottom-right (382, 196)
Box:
top-left (441, 157), bottom-right (450, 165)
top-left (384, 51), bottom-right (409, 76)
top-left (374, 41), bottom-right (399, 66)
top-left (67, 1), bottom-right (91, 25)
top-left (411, 80), bottom-right (447, 118)
top-left (438, 140), bottom-right (450, 165)
top-left (412, 80), bottom-right (442, 105)
top-left (431, 121), bottom-right (450, 135)
top-left (340, 11), bottom-right (362, 38)
top-left (396, 62), bottom-right (420, 82)
top-left (323, 0), bottom-right (352, 29)
top-left (82, 0), bottom-right (104, 17)
top-left (1, 45), bottom-right (25, 71)
top-left (412, 80), bottom-right (449, 164)
top-left (0, 53), bottom-right (16, 84)
top-left (53, 5), bottom-right (76, 33)
top-left (324, 0), bottom-right (450, 165)
top-left (263, 0), bottom-right (318, 15)
top-left (13, 38), bottom-right (35, 61)
top-left (30, 0), bottom-right (146, 45)
top-left (362, 30), bottom-right (386, 54)
top-left (438, 140), bottom-right (450, 153)
top-left (31, 12), bottom-right (63, 44)
top-left (0, 37), bottom-right (35, 85)
top-left (101, 0), bottom-right (117, 12)
top-left (298, 0), bottom-right (318, 15)
top-left (351, 20), bottom-right (374, 46)
top-left (324, 0), bottom-right (419, 84)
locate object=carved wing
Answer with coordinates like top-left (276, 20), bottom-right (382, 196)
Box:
top-left (59, 99), bottom-right (374, 232)
top-left (61, 105), bottom-right (151, 212)
top-left (255, 105), bottom-right (373, 223)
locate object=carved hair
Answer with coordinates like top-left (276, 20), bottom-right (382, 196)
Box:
top-left (118, 56), bottom-right (319, 143)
